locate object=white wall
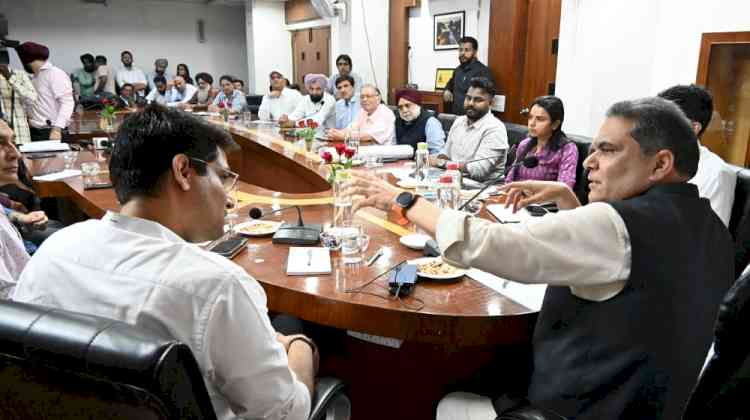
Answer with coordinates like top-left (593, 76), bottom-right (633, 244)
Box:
top-left (248, 0), bottom-right (293, 93)
top-left (556, 0), bottom-right (750, 137)
top-left (1, 0), bottom-right (248, 84)
top-left (349, 0), bottom-right (389, 91)
top-left (408, 0), bottom-right (489, 90)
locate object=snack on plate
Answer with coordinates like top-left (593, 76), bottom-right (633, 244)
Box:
top-left (239, 221), bottom-right (278, 235)
top-left (417, 259), bottom-right (457, 276)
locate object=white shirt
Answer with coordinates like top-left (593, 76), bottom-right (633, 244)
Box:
top-left (95, 64), bottom-right (116, 94)
top-left (259, 88), bottom-right (303, 121)
top-left (166, 83), bottom-right (198, 107)
top-left (115, 66), bottom-right (147, 95)
top-left (689, 143), bottom-right (736, 226)
top-left (147, 71), bottom-right (175, 91)
top-left (437, 203), bottom-right (632, 302)
top-left (12, 212), bottom-right (310, 420)
top-left (288, 92), bottom-right (336, 136)
top-left (145, 88), bottom-right (168, 105)
top-left (0, 210), bottom-right (29, 299)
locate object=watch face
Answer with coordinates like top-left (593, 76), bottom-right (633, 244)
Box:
top-left (396, 191), bottom-right (415, 208)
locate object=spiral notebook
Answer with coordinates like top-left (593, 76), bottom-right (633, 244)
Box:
top-left (286, 247), bottom-right (332, 276)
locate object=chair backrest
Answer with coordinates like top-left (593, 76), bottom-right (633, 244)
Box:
top-left (0, 300), bottom-right (216, 420)
top-left (728, 166), bottom-right (750, 277)
top-left (436, 113), bottom-right (458, 136)
top-left (683, 271), bottom-right (750, 420)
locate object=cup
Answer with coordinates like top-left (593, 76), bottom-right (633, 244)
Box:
top-left (80, 162), bottom-right (100, 186)
top-left (364, 155), bottom-right (383, 170)
top-left (346, 129), bottom-right (360, 159)
top-left (62, 151), bottom-right (79, 170)
top-left (339, 222), bottom-right (370, 264)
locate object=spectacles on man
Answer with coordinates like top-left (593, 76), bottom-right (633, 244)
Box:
top-left (189, 157), bottom-right (239, 192)
top-left (360, 93), bottom-right (379, 101)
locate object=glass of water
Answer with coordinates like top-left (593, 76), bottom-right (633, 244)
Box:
top-left (80, 162), bottom-right (100, 187)
top-left (62, 151), bottom-right (79, 170)
top-left (346, 128), bottom-right (360, 160)
top-left (340, 222), bottom-right (370, 264)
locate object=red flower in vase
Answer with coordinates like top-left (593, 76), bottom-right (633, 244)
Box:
top-left (333, 143), bottom-right (346, 156)
top-left (101, 98), bottom-right (110, 105)
top-left (343, 147), bottom-right (356, 159)
top-left (298, 120), bottom-right (306, 128)
top-left (218, 101), bottom-right (226, 109)
top-left (321, 151), bottom-right (333, 163)
top-left (306, 119), bottom-right (316, 128)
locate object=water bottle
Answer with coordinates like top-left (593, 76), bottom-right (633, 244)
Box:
top-left (445, 161), bottom-right (462, 190)
top-left (437, 175), bottom-right (460, 210)
top-left (414, 142), bottom-right (429, 181)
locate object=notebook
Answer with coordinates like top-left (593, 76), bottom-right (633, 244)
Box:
top-left (286, 247), bottom-right (332, 276)
top-left (19, 141), bottom-right (70, 153)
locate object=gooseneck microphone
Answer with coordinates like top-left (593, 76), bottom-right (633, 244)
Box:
top-left (248, 206), bottom-right (322, 245)
top-left (249, 205), bottom-right (304, 227)
top-left (457, 156), bottom-right (540, 211)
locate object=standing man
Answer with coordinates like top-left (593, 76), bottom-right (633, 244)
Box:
top-left (258, 71), bottom-right (302, 122)
top-left (280, 74), bottom-right (335, 137)
top-left (166, 75), bottom-right (197, 109)
top-left (332, 75), bottom-right (360, 129)
top-left (115, 50), bottom-right (147, 97)
top-left (327, 54), bottom-right (364, 98)
top-left (17, 42), bottom-right (74, 141)
top-left (147, 58), bottom-right (173, 93)
top-left (433, 77), bottom-right (508, 182)
top-left (71, 53), bottom-right (97, 103)
top-left (443, 36), bottom-right (495, 115)
top-left (94, 55), bottom-right (116, 95)
top-left (0, 56), bottom-right (36, 144)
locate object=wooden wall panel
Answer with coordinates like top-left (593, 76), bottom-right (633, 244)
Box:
top-left (519, 0), bottom-right (561, 114)
top-left (285, 0), bottom-right (320, 24)
top-left (388, 0), bottom-right (420, 104)
top-left (488, 0), bottom-right (529, 123)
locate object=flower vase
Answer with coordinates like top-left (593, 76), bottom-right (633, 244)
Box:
top-left (99, 114), bottom-right (114, 131)
top-left (221, 109), bottom-right (229, 122)
top-left (304, 135), bottom-right (314, 152)
top-left (331, 170), bottom-right (352, 228)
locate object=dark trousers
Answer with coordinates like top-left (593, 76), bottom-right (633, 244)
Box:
top-left (29, 126), bottom-right (68, 142)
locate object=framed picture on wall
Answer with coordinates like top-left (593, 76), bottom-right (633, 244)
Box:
top-left (433, 11), bottom-right (465, 50)
top-left (435, 68), bottom-right (455, 90)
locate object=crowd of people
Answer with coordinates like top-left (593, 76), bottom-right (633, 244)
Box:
top-left (0, 32), bottom-right (742, 420)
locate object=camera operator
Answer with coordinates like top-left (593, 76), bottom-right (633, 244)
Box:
top-left (17, 42), bottom-right (73, 141)
top-left (0, 59), bottom-right (36, 145)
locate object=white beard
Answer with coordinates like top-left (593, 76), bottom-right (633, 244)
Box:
top-left (400, 105), bottom-right (421, 122)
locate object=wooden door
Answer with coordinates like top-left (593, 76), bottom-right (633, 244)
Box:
top-left (292, 27), bottom-right (331, 93)
top-left (518, 0), bottom-right (561, 119)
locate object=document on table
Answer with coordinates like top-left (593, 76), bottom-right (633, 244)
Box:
top-left (33, 169), bottom-right (82, 182)
top-left (467, 268), bottom-right (546, 311)
top-left (486, 204), bottom-right (533, 223)
top-left (286, 247), bottom-right (331, 275)
top-left (19, 141), bottom-right (70, 153)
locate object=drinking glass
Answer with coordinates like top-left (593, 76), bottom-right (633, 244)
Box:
top-left (364, 155), bottom-right (382, 170)
top-left (225, 184), bottom-right (239, 235)
top-left (340, 222), bottom-right (370, 264)
top-left (62, 151), bottom-right (79, 170)
top-left (346, 128), bottom-right (360, 160)
top-left (80, 162), bottom-right (100, 187)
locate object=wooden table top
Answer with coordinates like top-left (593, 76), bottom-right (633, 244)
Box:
top-left (28, 115), bottom-right (537, 346)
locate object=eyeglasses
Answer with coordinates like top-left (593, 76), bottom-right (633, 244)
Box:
top-left (189, 157), bottom-right (239, 192)
top-left (360, 94), bottom-right (379, 100)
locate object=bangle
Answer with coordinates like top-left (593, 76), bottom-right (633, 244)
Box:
top-left (288, 336), bottom-right (318, 356)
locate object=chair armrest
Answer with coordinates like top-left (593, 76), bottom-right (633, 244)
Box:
top-left (497, 405), bottom-right (569, 420)
top-left (309, 377), bottom-right (350, 420)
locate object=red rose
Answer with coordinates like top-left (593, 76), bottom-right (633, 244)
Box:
top-left (333, 143), bottom-right (346, 156)
top-left (306, 118), bottom-right (315, 127)
top-left (343, 147), bottom-right (355, 158)
top-left (321, 151), bottom-right (333, 163)
top-left (218, 101), bottom-right (225, 109)
top-left (101, 98), bottom-right (109, 105)
top-left (298, 120), bottom-right (306, 128)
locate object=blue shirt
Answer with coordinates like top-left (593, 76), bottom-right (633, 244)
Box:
top-left (212, 90), bottom-right (246, 112)
top-left (424, 116), bottom-right (446, 155)
top-left (335, 96), bottom-right (361, 129)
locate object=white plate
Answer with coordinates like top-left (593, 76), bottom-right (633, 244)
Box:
top-left (235, 220), bottom-right (282, 237)
top-left (408, 257), bottom-right (468, 280)
top-left (399, 234), bottom-right (431, 250)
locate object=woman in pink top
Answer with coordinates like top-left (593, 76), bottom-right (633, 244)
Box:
top-left (505, 95), bottom-right (578, 189)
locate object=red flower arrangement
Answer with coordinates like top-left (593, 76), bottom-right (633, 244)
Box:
top-left (320, 144), bottom-right (356, 184)
top-left (296, 118), bottom-right (319, 142)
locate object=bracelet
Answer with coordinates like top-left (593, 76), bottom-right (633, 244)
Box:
top-left (288, 336), bottom-right (318, 356)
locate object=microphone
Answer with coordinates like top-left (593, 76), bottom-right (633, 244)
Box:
top-left (248, 206), bottom-right (322, 245)
top-left (457, 156), bottom-right (539, 211)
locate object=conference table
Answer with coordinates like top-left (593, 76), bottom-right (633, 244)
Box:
top-left (29, 111), bottom-right (539, 420)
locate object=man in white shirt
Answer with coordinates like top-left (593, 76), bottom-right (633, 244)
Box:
top-left (280, 74), bottom-right (335, 137)
top-left (258, 71), bottom-right (302, 121)
top-left (115, 50), bottom-right (147, 97)
top-left (658, 84), bottom-right (736, 226)
top-left (147, 58), bottom-right (174, 92)
top-left (94, 55), bottom-right (116, 95)
top-left (13, 106), bottom-right (316, 420)
top-left (145, 76), bottom-right (169, 105)
top-left (166, 75), bottom-right (197, 109)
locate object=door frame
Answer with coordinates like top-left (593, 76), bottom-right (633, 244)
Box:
top-left (291, 26), bottom-right (332, 90)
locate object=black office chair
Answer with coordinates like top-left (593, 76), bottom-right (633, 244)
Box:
top-left (0, 300), bottom-right (350, 420)
top-left (245, 94), bottom-right (264, 115)
top-left (436, 113), bottom-right (458, 137)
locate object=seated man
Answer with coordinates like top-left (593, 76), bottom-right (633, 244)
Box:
top-left (327, 84), bottom-right (394, 145)
top-left (431, 77), bottom-right (508, 182)
top-left (258, 71), bottom-right (302, 122)
top-left (13, 105), bottom-right (317, 419)
top-left (116, 83), bottom-right (137, 109)
top-left (166, 75), bottom-right (197, 109)
top-left (332, 75), bottom-right (360, 129)
top-left (280, 74), bottom-right (335, 137)
top-left (209, 74), bottom-right (246, 114)
top-left (145, 75), bottom-right (168, 105)
top-left (658, 84), bottom-right (736, 227)
top-left (345, 97), bottom-right (733, 420)
top-left (394, 88), bottom-right (445, 154)
top-left (190, 72), bottom-right (219, 106)
top-left (233, 78), bottom-right (246, 94)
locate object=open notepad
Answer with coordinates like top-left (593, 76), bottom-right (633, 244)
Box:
top-left (286, 247), bottom-right (332, 276)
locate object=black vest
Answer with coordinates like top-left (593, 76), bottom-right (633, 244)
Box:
top-left (395, 109), bottom-right (432, 151)
top-left (526, 183), bottom-right (734, 420)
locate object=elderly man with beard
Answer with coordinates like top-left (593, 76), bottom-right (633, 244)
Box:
top-left (280, 74), bottom-right (335, 137)
top-left (393, 88), bottom-right (444, 154)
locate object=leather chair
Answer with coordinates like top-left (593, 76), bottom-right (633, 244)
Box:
top-left (436, 113), bottom-right (458, 136)
top-left (245, 94), bottom-right (263, 115)
top-left (0, 300), bottom-right (350, 420)
top-left (728, 166), bottom-right (750, 278)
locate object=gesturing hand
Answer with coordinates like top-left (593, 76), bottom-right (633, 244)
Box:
top-left (500, 180), bottom-right (581, 212)
top-left (344, 172), bottom-right (403, 214)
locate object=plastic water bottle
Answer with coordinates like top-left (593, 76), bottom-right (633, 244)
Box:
top-left (414, 142), bottom-right (429, 181)
top-left (445, 161), bottom-right (462, 190)
top-left (437, 175), bottom-right (460, 210)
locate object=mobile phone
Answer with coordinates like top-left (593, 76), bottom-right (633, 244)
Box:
top-left (209, 236), bottom-right (248, 258)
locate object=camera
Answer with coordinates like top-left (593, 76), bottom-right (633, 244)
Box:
top-left (0, 14), bottom-right (20, 66)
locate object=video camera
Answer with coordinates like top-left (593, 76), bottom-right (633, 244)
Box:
top-left (0, 14), bottom-right (20, 66)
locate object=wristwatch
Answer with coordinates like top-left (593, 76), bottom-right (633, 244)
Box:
top-left (435, 157), bottom-right (447, 169)
top-left (391, 191), bottom-right (419, 226)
